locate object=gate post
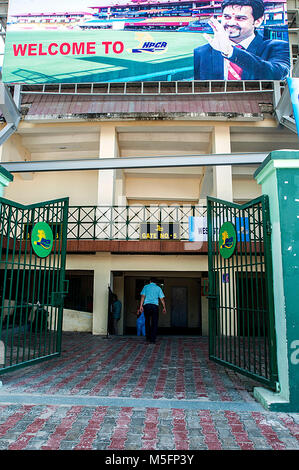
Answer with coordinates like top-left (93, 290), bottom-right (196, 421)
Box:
top-left (0, 166), bottom-right (13, 196)
top-left (254, 150), bottom-right (299, 411)
top-left (0, 166), bottom-right (13, 386)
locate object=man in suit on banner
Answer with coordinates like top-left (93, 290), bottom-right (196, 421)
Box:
top-left (194, 0), bottom-right (290, 80)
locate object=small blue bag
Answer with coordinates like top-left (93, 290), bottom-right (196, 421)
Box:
top-left (136, 311), bottom-right (146, 336)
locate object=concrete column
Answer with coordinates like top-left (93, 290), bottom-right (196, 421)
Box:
top-left (97, 125), bottom-right (119, 206)
top-left (115, 169), bottom-right (127, 206)
top-left (212, 125), bottom-right (233, 201)
top-left (254, 150), bottom-right (299, 412)
top-left (92, 254), bottom-right (112, 335)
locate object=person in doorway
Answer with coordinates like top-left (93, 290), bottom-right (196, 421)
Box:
top-left (193, 0), bottom-right (290, 80)
top-left (111, 294), bottom-right (122, 335)
top-left (139, 278), bottom-right (166, 344)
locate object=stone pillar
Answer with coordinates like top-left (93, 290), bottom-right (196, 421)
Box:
top-left (97, 125), bottom-right (119, 206)
top-left (212, 125), bottom-right (233, 201)
top-left (92, 254), bottom-right (112, 335)
top-left (254, 150), bottom-right (299, 411)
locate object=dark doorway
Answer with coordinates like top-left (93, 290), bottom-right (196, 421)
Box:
top-left (171, 286), bottom-right (188, 328)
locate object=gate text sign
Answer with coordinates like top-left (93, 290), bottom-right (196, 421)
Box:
top-left (140, 223), bottom-right (180, 240)
top-left (2, 0), bottom-right (291, 84)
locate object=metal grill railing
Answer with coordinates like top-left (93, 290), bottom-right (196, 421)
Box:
top-left (67, 205), bottom-right (207, 240)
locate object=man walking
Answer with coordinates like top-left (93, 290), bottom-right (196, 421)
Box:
top-left (139, 278), bottom-right (166, 344)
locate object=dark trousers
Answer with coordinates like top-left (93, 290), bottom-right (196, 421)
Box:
top-left (143, 304), bottom-right (159, 343)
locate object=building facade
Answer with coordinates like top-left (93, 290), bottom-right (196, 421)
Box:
top-left (0, 0), bottom-right (299, 338)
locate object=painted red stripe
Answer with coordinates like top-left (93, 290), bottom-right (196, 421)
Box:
top-left (198, 410), bottom-right (222, 450)
top-left (74, 406), bottom-right (108, 450)
top-left (172, 408), bottom-right (189, 450)
top-left (0, 405), bottom-right (33, 437)
top-left (108, 407), bottom-right (133, 450)
top-left (27, 341), bottom-right (111, 393)
top-left (175, 339), bottom-right (185, 399)
top-left (187, 342), bottom-right (208, 397)
top-left (153, 339), bottom-right (171, 398)
top-left (8, 406), bottom-right (57, 450)
top-left (7, 340), bottom-right (85, 390)
top-left (224, 410), bottom-right (254, 450)
top-left (109, 343), bottom-right (148, 396)
top-left (198, 342), bottom-right (232, 401)
top-left (129, 345), bottom-right (160, 398)
top-left (251, 412), bottom-right (286, 450)
top-left (142, 407), bottom-right (159, 450)
top-left (51, 341), bottom-right (130, 395)
top-left (280, 416), bottom-right (299, 442)
top-left (89, 344), bottom-right (138, 395)
top-left (41, 406), bottom-right (83, 450)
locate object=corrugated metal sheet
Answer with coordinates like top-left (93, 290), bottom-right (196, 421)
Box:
top-left (21, 92), bottom-right (273, 117)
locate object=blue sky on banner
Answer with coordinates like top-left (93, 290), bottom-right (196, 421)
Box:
top-left (8, 0), bottom-right (129, 15)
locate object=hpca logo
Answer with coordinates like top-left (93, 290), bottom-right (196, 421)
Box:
top-left (31, 222), bottom-right (53, 258)
top-left (132, 41), bottom-right (167, 53)
top-left (219, 221), bottom-right (237, 259)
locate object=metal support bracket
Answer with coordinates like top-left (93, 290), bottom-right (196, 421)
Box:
top-left (0, 83), bottom-right (21, 145)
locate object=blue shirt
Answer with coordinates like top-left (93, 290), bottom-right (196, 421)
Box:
top-left (141, 282), bottom-right (164, 306)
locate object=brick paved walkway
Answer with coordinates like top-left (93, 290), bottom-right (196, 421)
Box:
top-left (0, 333), bottom-right (298, 450)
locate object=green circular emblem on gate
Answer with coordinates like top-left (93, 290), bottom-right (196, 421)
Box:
top-left (219, 222), bottom-right (237, 259)
top-left (31, 222), bottom-right (53, 258)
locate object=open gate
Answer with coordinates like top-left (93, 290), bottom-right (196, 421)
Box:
top-left (0, 197), bottom-right (69, 374)
top-left (207, 195), bottom-right (278, 390)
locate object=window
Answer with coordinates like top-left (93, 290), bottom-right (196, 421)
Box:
top-left (64, 270), bottom-right (94, 313)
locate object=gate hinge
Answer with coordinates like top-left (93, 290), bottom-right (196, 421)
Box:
top-left (266, 220), bottom-right (272, 235)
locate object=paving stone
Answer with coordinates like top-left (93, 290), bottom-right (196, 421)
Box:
top-left (0, 334), bottom-right (298, 451)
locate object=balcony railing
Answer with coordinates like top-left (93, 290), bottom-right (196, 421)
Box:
top-left (67, 205), bottom-right (207, 240)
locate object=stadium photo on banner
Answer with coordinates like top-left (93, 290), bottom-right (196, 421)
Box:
top-left (2, 0), bottom-right (291, 83)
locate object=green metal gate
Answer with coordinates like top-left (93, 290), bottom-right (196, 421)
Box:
top-left (207, 195), bottom-right (278, 390)
top-left (0, 197), bottom-right (69, 374)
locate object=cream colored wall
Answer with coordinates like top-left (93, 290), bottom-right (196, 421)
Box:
top-left (0, 134), bottom-right (31, 162)
top-left (233, 178), bottom-right (262, 202)
top-left (4, 170), bottom-right (98, 206)
top-left (126, 177), bottom-right (200, 201)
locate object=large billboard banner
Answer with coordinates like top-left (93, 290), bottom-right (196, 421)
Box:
top-left (2, 0), bottom-right (291, 84)
top-left (288, 78), bottom-right (299, 136)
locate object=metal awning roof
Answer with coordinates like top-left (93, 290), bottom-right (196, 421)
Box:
top-left (1, 152), bottom-right (269, 173)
